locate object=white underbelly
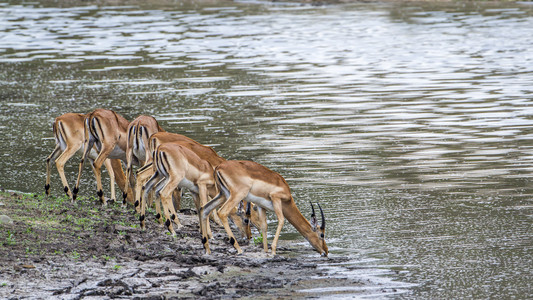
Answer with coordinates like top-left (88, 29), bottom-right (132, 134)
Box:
top-left (107, 145), bottom-right (126, 160)
top-left (77, 145), bottom-right (101, 160)
top-left (244, 193), bottom-right (274, 211)
top-left (178, 177), bottom-right (198, 194)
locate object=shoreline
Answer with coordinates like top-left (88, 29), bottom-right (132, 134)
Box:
top-left (0, 190), bottom-right (368, 299)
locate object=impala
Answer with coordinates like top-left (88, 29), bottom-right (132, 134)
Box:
top-left (140, 142), bottom-right (218, 237)
top-left (45, 113), bottom-right (124, 202)
top-left (73, 109), bottom-right (131, 205)
top-left (136, 133), bottom-right (265, 241)
top-left (123, 115), bottom-right (165, 204)
top-left (134, 131), bottom-right (223, 226)
top-left (200, 160), bottom-right (328, 256)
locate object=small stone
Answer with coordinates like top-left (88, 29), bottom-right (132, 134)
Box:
top-left (22, 264), bottom-right (35, 269)
top-left (0, 215), bottom-right (13, 224)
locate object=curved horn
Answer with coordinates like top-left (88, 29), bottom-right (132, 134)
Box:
top-left (318, 203), bottom-right (325, 230)
top-left (310, 202), bottom-right (317, 231)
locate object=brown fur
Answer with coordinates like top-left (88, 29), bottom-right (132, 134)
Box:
top-left (46, 112), bottom-right (126, 203)
top-left (200, 160), bottom-right (328, 256)
top-left (123, 115), bottom-right (165, 202)
top-left (73, 109), bottom-right (131, 205)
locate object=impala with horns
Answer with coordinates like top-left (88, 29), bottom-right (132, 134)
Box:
top-left (45, 113), bottom-right (126, 202)
top-left (200, 160), bottom-right (328, 256)
top-left (73, 109), bottom-right (132, 205)
top-left (123, 115), bottom-right (165, 205)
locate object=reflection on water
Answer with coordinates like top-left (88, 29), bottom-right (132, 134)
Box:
top-left (1, 1), bottom-right (532, 298)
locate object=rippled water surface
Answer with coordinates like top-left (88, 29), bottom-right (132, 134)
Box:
top-left (1, 0), bottom-right (532, 298)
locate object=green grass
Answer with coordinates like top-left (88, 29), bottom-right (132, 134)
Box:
top-left (4, 230), bottom-right (16, 246)
top-left (71, 250), bottom-right (80, 260)
top-left (253, 233), bottom-right (264, 245)
top-left (0, 191), bottom-right (120, 257)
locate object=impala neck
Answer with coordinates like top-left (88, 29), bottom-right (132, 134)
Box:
top-left (282, 199), bottom-right (322, 253)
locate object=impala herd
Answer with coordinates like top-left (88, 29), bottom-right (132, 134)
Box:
top-left (45, 108), bottom-right (328, 257)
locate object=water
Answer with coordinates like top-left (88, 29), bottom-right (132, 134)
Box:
top-left (1, 0), bottom-right (532, 298)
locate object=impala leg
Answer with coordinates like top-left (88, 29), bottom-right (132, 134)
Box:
top-left (256, 206), bottom-right (269, 253)
top-left (172, 188), bottom-right (181, 211)
top-left (244, 202), bottom-right (252, 239)
top-left (73, 138), bottom-right (95, 201)
top-left (109, 159), bottom-right (130, 205)
top-left (123, 126), bottom-right (135, 203)
top-left (229, 207), bottom-right (247, 238)
top-left (210, 208), bottom-right (223, 227)
top-left (199, 192), bottom-right (227, 255)
top-left (126, 160), bottom-right (137, 205)
top-left (139, 170), bottom-right (161, 230)
top-left (157, 178), bottom-right (181, 236)
top-left (103, 159), bottom-right (116, 203)
top-left (216, 191), bottom-right (248, 255)
top-left (91, 146), bottom-right (114, 206)
top-left (166, 191), bottom-right (181, 228)
top-left (270, 196), bottom-right (285, 256)
top-left (134, 165), bottom-right (153, 213)
top-left (45, 146), bottom-right (61, 197)
top-left (197, 184), bottom-right (212, 238)
top-left (54, 144), bottom-right (80, 200)
top-left (154, 193), bottom-right (164, 225)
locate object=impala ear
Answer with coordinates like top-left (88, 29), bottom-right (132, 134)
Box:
top-left (310, 202), bottom-right (318, 232)
top-left (318, 203), bottom-right (325, 231)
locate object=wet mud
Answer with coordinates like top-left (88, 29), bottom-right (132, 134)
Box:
top-left (0, 191), bottom-right (356, 299)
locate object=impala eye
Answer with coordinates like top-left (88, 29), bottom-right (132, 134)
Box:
top-left (320, 233), bottom-right (324, 239)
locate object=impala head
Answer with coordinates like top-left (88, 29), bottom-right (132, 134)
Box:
top-left (310, 202), bottom-right (328, 257)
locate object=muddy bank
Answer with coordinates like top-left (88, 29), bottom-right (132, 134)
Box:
top-left (0, 190), bottom-right (362, 299)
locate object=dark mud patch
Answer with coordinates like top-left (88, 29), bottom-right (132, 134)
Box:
top-left (0, 190), bottom-right (360, 299)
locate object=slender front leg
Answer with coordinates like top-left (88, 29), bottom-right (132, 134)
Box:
top-left (157, 178), bottom-right (182, 236)
top-left (123, 125), bottom-right (135, 204)
top-left (103, 159), bottom-right (116, 203)
top-left (54, 144), bottom-right (81, 199)
top-left (197, 184), bottom-right (212, 238)
top-left (109, 159), bottom-right (130, 205)
top-left (91, 146), bottom-right (115, 206)
top-left (270, 196), bottom-right (285, 256)
top-left (45, 146), bottom-right (61, 197)
top-left (256, 206), bottom-right (269, 253)
top-left (154, 194), bottom-right (164, 225)
top-left (134, 165), bottom-right (154, 213)
top-left (139, 170), bottom-right (161, 229)
top-left (172, 188), bottom-right (181, 211)
top-left (216, 191), bottom-right (249, 255)
top-left (199, 192), bottom-right (226, 255)
top-left (73, 137), bottom-right (94, 201)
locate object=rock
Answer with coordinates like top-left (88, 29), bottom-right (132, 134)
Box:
top-left (191, 265), bottom-right (217, 276)
top-left (21, 264), bottom-right (35, 269)
top-left (0, 215), bottom-right (13, 224)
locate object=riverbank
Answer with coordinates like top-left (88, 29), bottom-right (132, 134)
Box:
top-left (0, 190), bottom-right (362, 299)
